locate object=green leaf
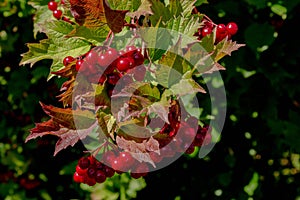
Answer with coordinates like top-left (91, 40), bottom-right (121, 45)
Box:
top-left (20, 21), bottom-right (91, 78)
top-left (213, 39), bottom-right (246, 62)
top-left (194, 0), bottom-right (208, 7)
top-left (170, 78), bottom-right (206, 97)
top-left (180, 0), bottom-right (197, 17)
top-left (28, 4), bottom-right (52, 38)
top-left (127, 0), bottom-right (153, 19)
top-left (149, 0), bottom-right (171, 26)
top-left (108, 0), bottom-right (141, 10)
top-left (165, 15), bottom-right (201, 38)
top-left (157, 38), bottom-right (192, 87)
top-left (167, 0), bottom-right (183, 17)
top-left (67, 25), bottom-right (109, 45)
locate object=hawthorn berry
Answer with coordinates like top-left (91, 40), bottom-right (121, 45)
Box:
top-left (73, 172), bottom-right (84, 183)
top-left (226, 22), bottom-right (238, 35)
top-left (132, 66), bottom-right (146, 81)
top-left (107, 72), bottom-right (121, 85)
top-left (75, 59), bottom-right (84, 71)
top-left (78, 157), bottom-right (90, 169)
top-left (53, 10), bottom-right (63, 20)
top-left (63, 56), bottom-right (75, 66)
top-left (95, 170), bottom-right (106, 183)
top-left (48, 1), bottom-right (58, 11)
top-left (116, 57), bottom-right (134, 71)
top-left (76, 165), bottom-right (87, 176)
top-left (201, 27), bottom-right (212, 37)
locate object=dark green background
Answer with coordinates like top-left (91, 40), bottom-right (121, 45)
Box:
top-left (1, 0), bottom-right (300, 199)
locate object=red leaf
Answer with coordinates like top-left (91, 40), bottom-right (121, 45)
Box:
top-left (69, 0), bottom-right (128, 33)
top-left (116, 136), bottom-right (159, 167)
top-left (26, 119), bottom-right (60, 142)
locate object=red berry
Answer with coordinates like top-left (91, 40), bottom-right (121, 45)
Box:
top-left (103, 166), bottom-right (115, 178)
top-left (98, 53), bottom-right (111, 67)
top-left (85, 50), bottom-right (98, 65)
top-left (105, 48), bottom-right (118, 61)
top-left (132, 52), bottom-right (144, 66)
top-left (126, 45), bottom-right (136, 53)
top-left (87, 167), bottom-right (97, 178)
top-left (116, 57), bottom-right (134, 71)
top-left (130, 163), bottom-right (149, 179)
top-left (63, 56), bottom-right (75, 66)
top-left (201, 27), bottom-right (212, 37)
top-left (48, 1), bottom-right (58, 11)
top-left (217, 24), bottom-right (227, 34)
top-left (53, 10), bottom-right (63, 20)
top-left (132, 66), bottom-right (146, 81)
top-left (185, 144), bottom-right (195, 154)
top-left (107, 72), bottom-right (121, 85)
top-left (78, 157), bottom-right (90, 169)
top-left (95, 170), bottom-right (106, 183)
top-left (73, 172), bottom-right (84, 183)
top-left (226, 22), bottom-right (238, 35)
top-left (84, 176), bottom-right (96, 186)
top-left (76, 165), bottom-right (87, 176)
top-left (75, 59), bottom-right (84, 71)
top-left (102, 151), bottom-right (117, 166)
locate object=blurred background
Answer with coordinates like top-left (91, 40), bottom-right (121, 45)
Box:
top-left (0, 0), bottom-right (299, 199)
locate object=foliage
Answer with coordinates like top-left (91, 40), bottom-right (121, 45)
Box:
top-left (0, 0), bottom-right (299, 200)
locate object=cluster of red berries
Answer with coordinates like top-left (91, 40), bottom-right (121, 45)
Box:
top-left (195, 20), bottom-right (238, 44)
top-left (73, 151), bottom-right (149, 186)
top-left (158, 121), bottom-right (212, 159)
top-left (47, 0), bottom-right (63, 20)
top-left (63, 46), bottom-right (146, 96)
top-left (73, 156), bottom-right (114, 186)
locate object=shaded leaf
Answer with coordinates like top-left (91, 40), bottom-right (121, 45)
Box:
top-left (127, 0), bottom-right (153, 19)
top-left (170, 78), bottom-right (206, 97)
top-left (116, 136), bottom-right (158, 167)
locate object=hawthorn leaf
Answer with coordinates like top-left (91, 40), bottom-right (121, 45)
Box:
top-left (127, 0), bottom-right (152, 19)
top-left (97, 111), bottom-right (117, 137)
top-left (170, 78), bottom-right (206, 97)
top-left (116, 136), bottom-right (156, 167)
top-left (147, 101), bottom-right (170, 124)
top-left (194, 0), bottom-right (208, 7)
top-left (167, 0), bottom-right (183, 17)
top-left (149, 0), bottom-right (171, 26)
top-left (67, 26), bottom-right (109, 45)
top-left (20, 21), bottom-right (90, 78)
top-left (54, 121), bottom-right (99, 156)
top-left (156, 38), bottom-right (192, 87)
top-left (107, 0), bottom-right (141, 10)
top-left (27, 1), bottom-right (52, 38)
top-left (69, 0), bottom-right (128, 33)
top-left (180, 0), bottom-right (197, 17)
top-left (25, 119), bottom-right (60, 142)
top-left (40, 102), bottom-right (96, 130)
top-left (164, 15), bottom-right (201, 38)
top-left (143, 136), bottom-right (160, 154)
top-left (118, 118), bottom-right (152, 139)
top-left (214, 39), bottom-right (246, 62)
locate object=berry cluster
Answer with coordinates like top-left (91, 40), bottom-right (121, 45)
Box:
top-left (194, 20), bottom-right (238, 44)
top-left (63, 46), bottom-right (146, 96)
top-left (47, 0), bottom-right (63, 20)
top-left (73, 151), bottom-right (149, 186)
top-left (73, 156), bottom-right (115, 186)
